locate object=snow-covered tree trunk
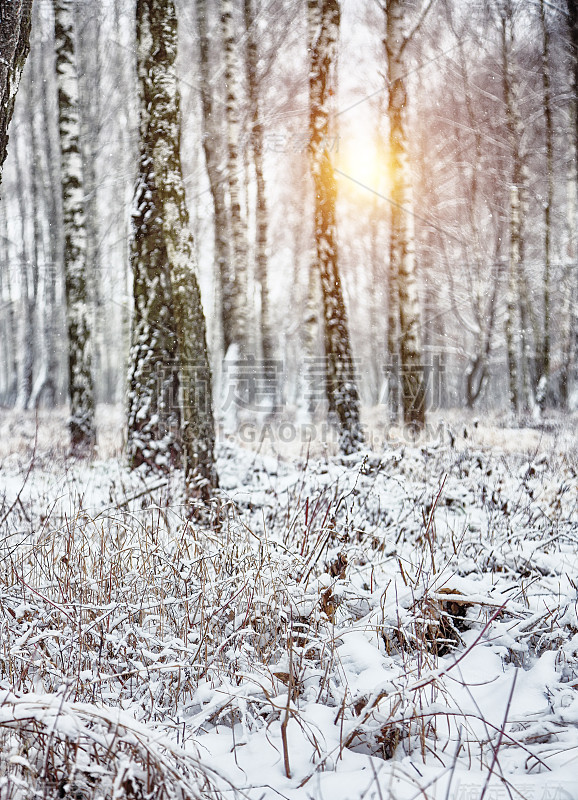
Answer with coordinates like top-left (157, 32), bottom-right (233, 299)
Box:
top-left (76, 4), bottom-right (105, 404)
top-left (196, 0), bottom-right (232, 355)
top-left (562, 0), bottom-right (578, 407)
top-left (220, 0), bottom-right (249, 357)
top-left (387, 202), bottom-right (400, 418)
top-left (149, 0), bottom-right (216, 499)
top-left (465, 260), bottom-right (500, 409)
top-left (500, 9), bottom-right (535, 414)
top-left (385, 0), bottom-right (426, 430)
top-left (537, 0), bottom-right (552, 411)
top-left (368, 198), bottom-right (383, 406)
top-left (561, 130), bottom-right (577, 407)
top-left (0, 0), bottom-right (33, 186)
top-left (13, 131), bottom-right (34, 410)
top-left (502, 9), bottom-right (520, 414)
top-left (128, 1), bottom-right (183, 473)
top-left (111, 0), bottom-right (136, 407)
top-left (53, 0), bottom-right (96, 454)
top-left (32, 257), bottom-right (58, 408)
top-left (130, 0), bottom-right (217, 501)
top-left (25, 62), bottom-right (46, 408)
top-left (0, 212), bottom-right (18, 404)
top-left (244, 0), bottom-right (274, 373)
top-left (309, 0), bottom-right (362, 454)
top-left (127, 141), bottom-right (181, 473)
top-left (297, 0), bottom-right (323, 423)
top-left (32, 26), bottom-right (61, 408)
top-left (506, 183), bottom-right (520, 413)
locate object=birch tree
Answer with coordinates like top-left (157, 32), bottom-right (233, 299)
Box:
top-left (32, 20), bottom-right (62, 408)
top-left (13, 124), bottom-right (35, 410)
top-left (129, 0), bottom-right (217, 502)
top-left (562, 0), bottom-right (578, 406)
top-left (300, 0), bottom-right (323, 421)
top-left (196, 0), bottom-right (232, 354)
top-left (536, 0), bottom-right (553, 410)
top-left (244, 0), bottom-right (274, 372)
top-left (0, 212), bottom-right (18, 404)
top-left (499, 1), bottom-right (539, 413)
top-left (54, 0), bottom-right (96, 453)
top-left (220, 0), bottom-right (249, 358)
top-left (0, 0), bottom-right (33, 187)
top-left (309, 0), bottom-right (362, 453)
top-left (383, 0), bottom-right (430, 430)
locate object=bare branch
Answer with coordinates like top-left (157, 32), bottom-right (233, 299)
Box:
top-left (400, 0), bottom-right (437, 54)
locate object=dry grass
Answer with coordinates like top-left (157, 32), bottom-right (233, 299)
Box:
top-left (0, 406), bottom-right (577, 798)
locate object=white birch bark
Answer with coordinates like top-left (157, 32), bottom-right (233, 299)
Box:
top-left (53, 0), bottom-right (96, 453)
top-left (537, 0), bottom-right (552, 411)
top-left (387, 194), bottom-right (400, 418)
top-left (0, 212), bottom-right (18, 404)
top-left (385, 0), bottom-right (426, 429)
top-left (299, 0), bottom-right (323, 423)
top-left (25, 61), bottom-right (46, 409)
top-left (220, 0), bottom-right (249, 356)
top-left (562, 0), bottom-right (578, 406)
top-left (309, 0), bottom-right (362, 453)
top-left (32, 27), bottom-right (62, 408)
top-left (561, 132), bottom-right (577, 407)
top-left (196, 0), bottom-right (233, 355)
top-left (76, 4), bottom-right (105, 404)
top-left (501, 10), bottom-right (520, 413)
top-left (244, 0), bottom-right (274, 375)
top-left (500, 8), bottom-right (536, 413)
top-left (506, 184), bottom-right (520, 412)
top-left (13, 127), bottom-right (34, 411)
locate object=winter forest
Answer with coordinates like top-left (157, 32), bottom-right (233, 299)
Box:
top-left (1, 0), bottom-right (578, 798)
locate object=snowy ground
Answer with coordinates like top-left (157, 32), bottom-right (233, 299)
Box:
top-left (1, 407), bottom-right (578, 799)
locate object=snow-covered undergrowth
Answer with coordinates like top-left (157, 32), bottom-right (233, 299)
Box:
top-left (1, 411), bottom-right (578, 799)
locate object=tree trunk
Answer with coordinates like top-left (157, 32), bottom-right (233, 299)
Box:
top-left (385, 0), bottom-right (426, 430)
top-left (32, 22), bottom-right (61, 408)
top-left (54, 0), bottom-right (96, 453)
top-left (561, 129), bottom-right (576, 407)
top-left (128, 4), bottom-right (182, 473)
top-left (501, 9), bottom-right (533, 414)
top-left (131, 0), bottom-right (217, 501)
top-left (562, 0), bottom-right (578, 406)
top-left (220, 0), bottom-right (249, 357)
top-left (196, 0), bottom-right (232, 355)
top-left (505, 182), bottom-right (521, 413)
top-left (298, 0), bottom-right (323, 423)
top-left (25, 59), bottom-right (49, 408)
top-left (76, 3), bottom-right (106, 404)
top-left (386, 202), bottom-right (400, 419)
top-left (244, 0), bottom-right (274, 374)
top-left (309, 0), bottom-right (362, 453)
top-left (465, 261), bottom-right (501, 409)
top-left (0, 211), bottom-right (18, 404)
top-left (536, 0), bottom-right (552, 411)
top-left (126, 140), bottom-right (182, 473)
top-left (13, 127), bottom-right (35, 410)
top-left (368, 196), bottom-right (383, 406)
top-left (0, 0), bottom-right (33, 186)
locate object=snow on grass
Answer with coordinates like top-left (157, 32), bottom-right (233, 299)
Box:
top-left (0, 409), bottom-right (577, 799)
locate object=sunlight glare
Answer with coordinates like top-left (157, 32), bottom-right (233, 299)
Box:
top-left (336, 134), bottom-right (382, 195)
